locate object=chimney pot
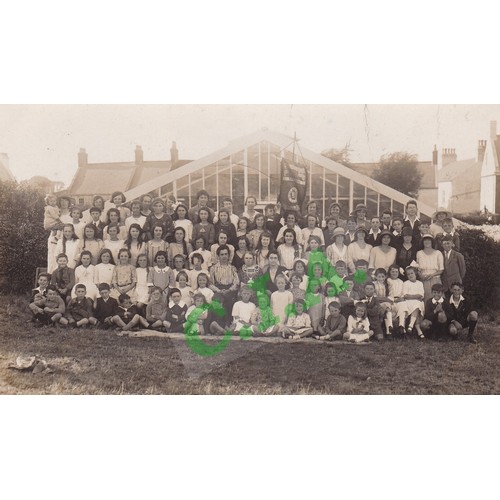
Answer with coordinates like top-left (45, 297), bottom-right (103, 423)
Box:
top-left (78, 148), bottom-right (88, 168)
top-left (170, 141), bottom-right (179, 166)
top-left (478, 139), bottom-right (487, 163)
top-left (135, 145), bottom-right (144, 164)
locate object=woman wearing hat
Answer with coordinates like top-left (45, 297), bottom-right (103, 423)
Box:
top-left (347, 226), bottom-right (373, 274)
top-left (326, 227), bottom-right (348, 267)
top-left (396, 227), bottom-right (418, 279)
top-left (430, 207), bottom-right (452, 237)
top-left (416, 234), bottom-right (444, 301)
top-left (350, 203), bottom-right (369, 229)
top-left (368, 230), bottom-right (396, 273)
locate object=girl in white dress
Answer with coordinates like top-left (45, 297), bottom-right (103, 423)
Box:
top-left (402, 266), bottom-right (425, 338)
top-left (387, 264), bottom-right (408, 334)
top-left (277, 229), bottom-right (302, 271)
top-left (125, 223), bottom-right (147, 267)
top-left (103, 224), bottom-right (126, 265)
top-left (54, 224), bottom-right (80, 273)
top-left (71, 250), bottom-right (99, 301)
top-left (176, 270), bottom-right (193, 307)
top-left (94, 249), bottom-right (115, 289)
top-left (135, 253), bottom-right (150, 314)
top-left (174, 203), bottom-right (193, 243)
top-left (78, 224), bottom-right (104, 266)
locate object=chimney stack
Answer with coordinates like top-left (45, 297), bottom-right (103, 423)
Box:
top-left (477, 140), bottom-right (487, 163)
top-left (78, 148), bottom-right (88, 168)
top-left (170, 141), bottom-right (179, 166)
top-left (442, 148), bottom-right (457, 167)
top-left (490, 120), bottom-right (497, 139)
top-left (432, 144), bottom-right (438, 167)
top-left (135, 145), bottom-right (144, 164)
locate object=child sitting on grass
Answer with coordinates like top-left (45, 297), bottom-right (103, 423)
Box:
top-left (61, 284), bottom-right (97, 328)
top-left (164, 288), bottom-right (188, 333)
top-left (185, 293), bottom-right (209, 336)
top-left (315, 301), bottom-right (347, 341)
top-left (29, 273), bottom-right (49, 317)
top-left (344, 302), bottom-right (373, 343)
top-left (30, 284), bottom-right (65, 327)
top-left (146, 286), bottom-right (168, 331)
top-left (94, 283), bottom-right (120, 328)
top-left (443, 282), bottom-right (478, 343)
top-left (250, 293), bottom-right (280, 336)
top-left (282, 299), bottom-right (313, 340)
top-left (112, 293), bottom-right (149, 331)
top-left (230, 286), bottom-right (257, 336)
top-left (420, 283), bottom-right (447, 341)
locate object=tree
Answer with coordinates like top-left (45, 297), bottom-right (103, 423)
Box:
top-left (373, 152), bottom-right (423, 199)
top-left (321, 142), bottom-right (353, 167)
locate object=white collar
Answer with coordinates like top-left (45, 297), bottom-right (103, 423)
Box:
top-left (154, 266), bottom-right (171, 273)
top-left (392, 230), bottom-right (401, 236)
top-left (449, 295), bottom-right (464, 305)
top-left (369, 228), bottom-right (380, 235)
top-left (405, 216), bottom-right (420, 222)
top-left (169, 300), bottom-right (186, 308)
top-left (432, 297), bottom-right (444, 304)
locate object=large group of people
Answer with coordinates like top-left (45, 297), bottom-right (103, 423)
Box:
top-left (29, 188), bottom-right (478, 344)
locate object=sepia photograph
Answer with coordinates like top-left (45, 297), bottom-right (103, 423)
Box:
top-left (1, 104), bottom-right (499, 395)
top-left (1, 3), bottom-right (499, 499)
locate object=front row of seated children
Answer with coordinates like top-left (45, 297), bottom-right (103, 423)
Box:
top-left (29, 263), bottom-right (479, 343)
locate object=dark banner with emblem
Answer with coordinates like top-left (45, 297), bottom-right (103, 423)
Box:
top-left (278, 158), bottom-right (308, 213)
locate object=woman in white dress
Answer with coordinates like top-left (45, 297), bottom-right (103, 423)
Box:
top-left (402, 266), bottom-right (425, 338)
top-left (326, 227), bottom-right (348, 267)
top-left (416, 234), bottom-right (444, 301)
top-left (346, 226), bottom-right (373, 274)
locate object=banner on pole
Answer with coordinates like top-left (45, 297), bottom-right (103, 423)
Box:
top-left (278, 158), bottom-right (308, 213)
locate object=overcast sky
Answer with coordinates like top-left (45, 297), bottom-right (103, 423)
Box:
top-left (2, 104), bottom-right (500, 186)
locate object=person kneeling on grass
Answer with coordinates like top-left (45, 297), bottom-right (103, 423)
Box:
top-left (315, 301), bottom-right (347, 340)
top-left (60, 284), bottom-right (97, 328)
top-left (146, 286), bottom-right (168, 331)
top-left (112, 293), bottom-right (149, 331)
top-left (282, 299), bottom-right (313, 340)
top-left (344, 302), bottom-right (373, 343)
top-left (420, 283), bottom-right (448, 341)
top-left (94, 282), bottom-right (120, 328)
top-left (443, 282), bottom-right (479, 344)
top-left (30, 284), bottom-right (65, 327)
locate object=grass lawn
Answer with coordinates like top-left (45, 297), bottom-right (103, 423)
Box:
top-left (1, 294), bottom-right (499, 394)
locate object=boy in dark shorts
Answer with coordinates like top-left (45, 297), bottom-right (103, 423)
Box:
top-left (443, 282), bottom-right (478, 343)
top-left (112, 294), bottom-right (149, 331)
top-left (61, 284), bottom-right (97, 327)
top-left (94, 283), bottom-right (119, 328)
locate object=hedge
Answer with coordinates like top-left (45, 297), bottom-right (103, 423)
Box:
top-left (458, 227), bottom-right (500, 309)
top-left (0, 180), bottom-right (47, 293)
